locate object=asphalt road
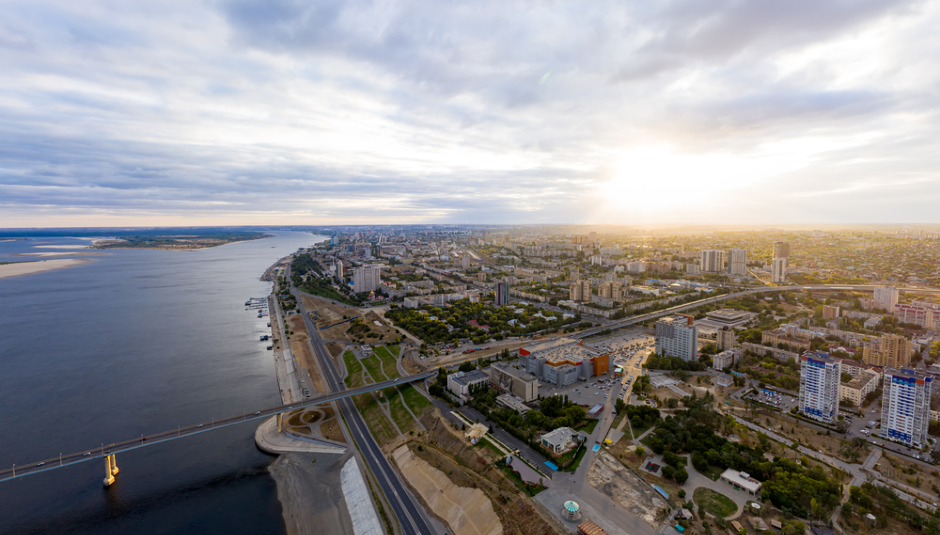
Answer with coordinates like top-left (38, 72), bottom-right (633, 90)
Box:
top-left (295, 285), bottom-right (436, 535)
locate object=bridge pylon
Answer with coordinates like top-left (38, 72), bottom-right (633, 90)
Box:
top-left (103, 454), bottom-right (118, 487)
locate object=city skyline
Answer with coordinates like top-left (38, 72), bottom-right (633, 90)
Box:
top-left (1, 1), bottom-right (939, 227)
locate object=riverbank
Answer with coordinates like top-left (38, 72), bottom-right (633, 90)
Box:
top-left (0, 258), bottom-right (94, 279)
top-left (268, 451), bottom-right (357, 535)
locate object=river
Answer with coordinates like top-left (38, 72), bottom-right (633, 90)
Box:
top-left (0, 231), bottom-right (325, 534)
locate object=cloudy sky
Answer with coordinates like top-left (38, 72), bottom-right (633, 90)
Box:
top-left (1, 0), bottom-right (938, 227)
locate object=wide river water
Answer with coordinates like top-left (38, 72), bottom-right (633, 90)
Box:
top-left (0, 231), bottom-right (324, 534)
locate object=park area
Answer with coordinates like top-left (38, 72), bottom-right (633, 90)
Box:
top-left (341, 346), bottom-right (432, 448)
top-left (693, 487), bottom-right (737, 518)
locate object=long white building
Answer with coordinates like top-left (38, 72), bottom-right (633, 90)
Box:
top-left (655, 315), bottom-right (698, 361)
top-left (881, 368), bottom-right (932, 448)
top-left (799, 352), bottom-right (841, 424)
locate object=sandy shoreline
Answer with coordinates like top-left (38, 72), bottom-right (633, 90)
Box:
top-left (15, 252), bottom-right (106, 257)
top-left (0, 258), bottom-right (94, 279)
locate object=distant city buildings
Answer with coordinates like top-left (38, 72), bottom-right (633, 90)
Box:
top-left (728, 248), bottom-right (747, 276)
top-left (799, 352), bottom-right (841, 424)
top-left (881, 368), bottom-right (932, 448)
top-left (700, 250), bottom-right (725, 273)
top-left (712, 350), bottom-right (735, 369)
top-left (598, 281), bottom-right (623, 300)
top-left (655, 315), bottom-right (698, 361)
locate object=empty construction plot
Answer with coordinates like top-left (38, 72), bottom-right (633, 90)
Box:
top-left (393, 445), bottom-right (502, 535)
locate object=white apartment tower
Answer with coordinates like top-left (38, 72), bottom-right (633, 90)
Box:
top-left (700, 250), bottom-right (725, 273)
top-left (353, 266), bottom-right (382, 293)
top-left (873, 286), bottom-right (899, 311)
top-left (771, 257), bottom-right (787, 284)
top-left (728, 248), bottom-right (747, 276)
top-left (799, 352), bottom-right (841, 424)
top-left (655, 315), bottom-right (698, 361)
top-left (334, 260), bottom-right (344, 281)
top-left (881, 368), bottom-right (932, 448)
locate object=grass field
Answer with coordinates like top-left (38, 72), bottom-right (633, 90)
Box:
top-left (343, 351), bottom-right (364, 387)
top-left (361, 355), bottom-right (386, 382)
top-left (578, 419), bottom-right (600, 435)
top-left (388, 344), bottom-right (401, 357)
top-left (387, 389), bottom-right (416, 434)
top-left (399, 384), bottom-right (432, 415)
top-left (373, 346), bottom-right (401, 379)
top-left (693, 487), bottom-right (737, 518)
top-left (353, 392), bottom-right (398, 444)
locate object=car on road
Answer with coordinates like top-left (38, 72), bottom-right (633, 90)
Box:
top-left (255, 411), bottom-right (261, 415)
top-left (37, 462), bottom-right (44, 467)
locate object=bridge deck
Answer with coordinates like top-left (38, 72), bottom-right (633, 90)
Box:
top-left (0, 371), bottom-right (432, 483)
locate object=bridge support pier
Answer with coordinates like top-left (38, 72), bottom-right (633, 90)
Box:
top-left (103, 454), bottom-right (118, 487)
top-left (276, 413), bottom-right (283, 433)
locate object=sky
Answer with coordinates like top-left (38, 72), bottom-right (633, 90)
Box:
top-left (1, 0), bottom-right (939, 227)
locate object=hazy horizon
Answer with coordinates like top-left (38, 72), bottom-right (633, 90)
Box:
top-left (2, 1), bottom-right (939, 226)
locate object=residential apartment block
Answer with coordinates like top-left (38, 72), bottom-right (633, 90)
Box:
top-left (799, 352), bottom-right (842, 423)
top-left (840, 369), bottom-right (880, 407)
top-left (881, 368), bottom-right (932, 448)
top-left (655, 315), bottom-right (698, 361)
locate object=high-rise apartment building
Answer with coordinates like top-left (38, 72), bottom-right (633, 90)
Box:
top-left (570, 268), bottom-right (580, 281)
top-left (873, 286), bottom-right (899, 311)
top-left (881, 368), bottom-right (932, 448)
top-left (495, 282), bottom-right (510, 307)
top-left (461, 255), bottom-right (470, 269)
top-left (717, 326), bottom-right (736, 351)
top-left (598, 281), bottom-right (623, 300)
top-left (771, 257), bottom-right (787, 284)
top-left (728, 248), bottom-right (747, 276)
top-left (655, 315), bottom-right (698, 361)
top-left (353, 266), bottom-right (382, 293)
top-left (773, 242), bottom-right (790, 259)
top-left (700, 250), bottom-right (725, 273)
top-left (334, 260), bottom-right (344, 281)
top-left (799, 352), bottom-right (841, 424)
top-left (822, 305), bottom-right (840, 320)
top-left (569, 280), bottom-right (592, 303)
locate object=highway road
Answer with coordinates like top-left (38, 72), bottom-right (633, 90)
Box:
top-left (0, 371), bottom-right (430, 484)
top-left (293, 282), bottom-right (436, 535)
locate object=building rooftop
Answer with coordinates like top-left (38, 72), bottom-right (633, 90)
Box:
top-left (450, 369), bottom-right (488, 386)
top-left (490, 362), bottom-right (538, 382)
top-left (706, 309), bottom-right (750, 323)
top-left (520, 337), bottom-right (605, 366)
top-left (720, 469), bottom-right (762, 493)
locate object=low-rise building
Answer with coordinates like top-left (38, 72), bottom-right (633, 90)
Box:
top-left (496, 393), bottom-right (530, 415)
top-left (840, 369), bottom-right (880, 407)
top-left (712, 350), bottom-right (736, 370)
top-left (447, 369), bottom-right (489, 399)
top-left (540, 427), bottom-right (580, 454)
top-left (719, 469), bottom-right (762, 497)
top-left (519, 338), bottom-right (610, 387)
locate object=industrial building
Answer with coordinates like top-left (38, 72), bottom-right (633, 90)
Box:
top-left (518, 338), bottom-right (610, 387)
top-left (446, 369), bottom-right (489, 399)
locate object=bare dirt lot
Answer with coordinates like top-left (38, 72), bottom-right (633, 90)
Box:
top-left (287, 315), bottom-right (326, 393)
top-left (394, 445), bottom-right (502, 535)
top-left (588, 450), bottom-right (666, 527)
top-left (875, 453), bottom-right (940, 499)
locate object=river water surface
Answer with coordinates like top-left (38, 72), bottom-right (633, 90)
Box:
top-left (0, 231), bottom-right (324, 534)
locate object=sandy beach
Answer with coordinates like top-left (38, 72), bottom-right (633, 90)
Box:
top-left (16, 252), bottom-right (106, 257)
top-left (0, 258), bottom-right (93, 279)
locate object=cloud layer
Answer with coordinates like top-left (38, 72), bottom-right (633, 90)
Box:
top-left (1, 0), bottom-right (938, 226)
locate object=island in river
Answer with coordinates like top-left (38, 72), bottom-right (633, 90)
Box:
top-left (92, 232), bottom-right (271, 250)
